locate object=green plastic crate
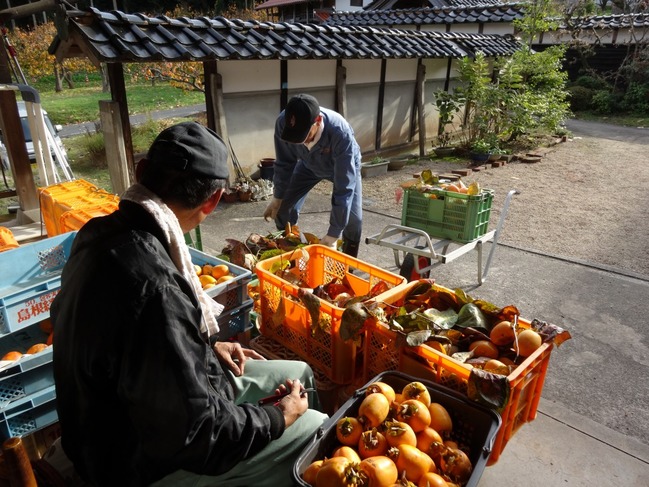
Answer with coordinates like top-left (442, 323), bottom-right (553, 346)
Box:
top-left (401, 188), bottom-right (494, 242)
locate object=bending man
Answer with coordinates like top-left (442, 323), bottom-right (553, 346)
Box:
top-left (264, 94), bottom-right (363, 257)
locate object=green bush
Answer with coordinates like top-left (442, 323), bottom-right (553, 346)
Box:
top-left (591, 90), bottom-right (623, 114)
top-left (574, 75), bottom-right (608, 90)
top-left (568, 85), bottom-right (595, 111)
top-left (621, 83), bottom-right (649, 114)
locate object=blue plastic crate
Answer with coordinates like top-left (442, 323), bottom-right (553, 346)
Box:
top-left (189, 248), bottom-right (252, 313)
top-left (0, 384), bottom-right (58, 440)
top-left (0, 233), bottom-right (77, 336)
top-left (0, 322), bottom-right (54, 409)
top-left (215, 299), bottom-right (253, 342)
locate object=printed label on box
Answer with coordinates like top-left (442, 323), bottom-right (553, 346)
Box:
top-left (13, 290), bottom-right (59, 325)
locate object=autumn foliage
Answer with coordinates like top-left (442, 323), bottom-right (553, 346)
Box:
top-left (6, 5), bottom-right (271, 93)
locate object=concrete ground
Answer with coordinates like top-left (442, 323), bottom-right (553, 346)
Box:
top-left (198, 188), bottom-right (649, 486)
top-left (58, 113), bottom-right (649, 484)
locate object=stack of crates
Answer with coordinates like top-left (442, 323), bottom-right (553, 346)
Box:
top-left (189, 248), bottom-right (253, 342)
top-left (38, 179), bottom-right (119, 237)
top-left (0, 232), bottom-right (76, 440)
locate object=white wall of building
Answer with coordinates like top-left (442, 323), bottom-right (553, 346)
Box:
top-left (217, 55), bottom-right (492, 173)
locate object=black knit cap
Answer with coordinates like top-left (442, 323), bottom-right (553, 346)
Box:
top-left (281, 94), bottom-right (320, 144)
top-left (147, 122), bottom-right (229, 179)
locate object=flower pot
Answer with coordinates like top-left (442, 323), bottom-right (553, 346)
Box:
top-left (470, 152), bottom-right (491, 164)
top-left (488, 153), bottom-right (501, 162)
top-left (258, 164), bottom-right (274, 181)
top-left (238, 190), bottom-right (253, 202)
top-left (388, 158), bottom-right (409, 171)
top-left (260, 158), bottom-right (275, 168)
top-left (361, 160), bottom-right (389, 178)
top-left (434, 147), bottom-right (455, 158)
top-left (222, 192), bottom-right (238, 203)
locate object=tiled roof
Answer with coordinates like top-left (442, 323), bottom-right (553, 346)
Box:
top-left (51, 7), bottom-right (522, 63)
top-left (325, 4), bottom-right (526, 27)
top-left (560, 12), bottom-right (649, 29)
top-left (363, 0), bottom-right (502, 10)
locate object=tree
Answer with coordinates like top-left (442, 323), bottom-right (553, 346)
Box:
top-left (8, 22), bottom-right (96, 91)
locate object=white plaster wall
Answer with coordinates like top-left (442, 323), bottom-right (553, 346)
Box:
top-left (449, 23), bottom-right (480, 34)
top-left (218, 60), bottom-right (280, 93)
top-left (483, 23), bottom-right (516, 36)
top-left (423, 25), bottom-right (448, 33)
top-left (217, 56), bottom-right (471, 175)
top-left (343, 59), bottom-right (382, 85)
top-left (287, 60), bottom-right (337, 88)
top-left (386, 59), bottom-right (419, 83)
top-left (335, 0), bottom-right (373, 11)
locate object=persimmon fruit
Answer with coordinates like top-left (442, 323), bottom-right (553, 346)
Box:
top-left (515, 329), bottom-right (543, 357)
top-left (489, 320), bottom-right (516, 346)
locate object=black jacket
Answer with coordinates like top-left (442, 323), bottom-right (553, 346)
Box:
top-left (51, 201), bottom-right (285, 486)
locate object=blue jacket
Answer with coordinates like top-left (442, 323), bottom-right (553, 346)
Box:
top-left (274, 107), bottom-right (362, 238)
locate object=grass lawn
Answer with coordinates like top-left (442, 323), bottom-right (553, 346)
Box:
top-left (40, 83), bottom-right (205, 125)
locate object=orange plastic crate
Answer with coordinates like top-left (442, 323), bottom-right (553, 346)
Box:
top-left (59, 202), bottom-right (119, 233)
top-left (255, 244), bottom-right (407, 384)
top-left (38, 180), bottom-right (99, 235)
top-left (44, 190), bottom-right (119, 236)
top-left (361, 280), bottom-right (554, 465)
top-left (0, 227), bottom-right (19, 253)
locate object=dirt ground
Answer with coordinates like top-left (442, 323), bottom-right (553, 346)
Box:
top-left (313, 119), bottom-right (649, 278)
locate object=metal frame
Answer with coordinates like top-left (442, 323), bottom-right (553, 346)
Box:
top-left (365, 189), bottom-right (518, 285)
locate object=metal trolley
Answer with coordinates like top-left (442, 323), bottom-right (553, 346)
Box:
top-left (365, 189), bottom-right (518, 285)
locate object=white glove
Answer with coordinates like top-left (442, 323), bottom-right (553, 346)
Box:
top-left (320, 235), bottom-right (338, 248)
top-left (263, 197), bottom-right (282, 221)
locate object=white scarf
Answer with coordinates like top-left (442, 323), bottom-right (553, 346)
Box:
top-left (121, 183), bottom-right (223, 338)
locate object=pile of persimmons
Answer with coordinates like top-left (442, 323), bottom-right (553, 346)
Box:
top-left (301, 380), bottom-right (473, 487)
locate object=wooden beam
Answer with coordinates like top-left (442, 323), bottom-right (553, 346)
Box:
top-left (280, 60), bottom-right (288, 110)
top-left (415, 62), bottom-right (427, 157)
top-left (106, 63), bottom-right (135, 185)
top-left (0, 91), bottom-right (38, 212)
top-left (335, 60), bottom-right (347, 119)
top-left (99, 100), bottom-right (130, 194)
top-left (204, 60), bottom-right (228, 141)
top-left (375, 59), bottom-right (386, 151)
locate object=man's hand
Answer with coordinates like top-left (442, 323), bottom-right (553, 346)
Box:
top-left (213, 341), bottom-right (265, 377)
top-left (274, 379), bottom-right (309, 428)
top-left (263, 197), bottom-right (282, 221)
top-left (319, 235), bottom-right (338, 248)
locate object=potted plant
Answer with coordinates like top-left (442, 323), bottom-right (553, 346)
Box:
top-left (433, 133), bottom-right (456, 157)
top-left (222, 188), bottom-right (239, 203)
top-left (361, 156), bottom-right (390, 178)
top-left (432, 90), bottom-right (461, 157)
top-left (469, 139), bottom-right (492, 164)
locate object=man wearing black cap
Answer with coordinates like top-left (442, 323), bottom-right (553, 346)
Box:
top-left (264, 94), bottom-right (363, 257)
top-left (50, 122), bottom-right (327, 486)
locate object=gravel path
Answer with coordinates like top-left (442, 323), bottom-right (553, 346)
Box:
top-left (316, 119), bottom-right (649, 278)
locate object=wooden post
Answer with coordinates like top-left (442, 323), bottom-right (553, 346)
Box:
top-left (375, 59), bottom-right (386, 151)
top-left (335, 60), bottom-right (347, 118)
top-left (204, 61), bottom-right (228, 141)
top-left (0, 91), bottom-right (39, 214)
top-left (415, 62), bottom-right (427, 157)
top-left (106, 63), bottom-right (135, 185)
top-left (99, 100), bottom-right (130, 194)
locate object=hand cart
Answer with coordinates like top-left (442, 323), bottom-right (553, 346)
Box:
top-left (365, 189), bottom-right (518, 285)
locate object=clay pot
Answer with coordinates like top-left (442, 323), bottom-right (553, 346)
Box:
top-left (238, 190), bottom-right (252, 202)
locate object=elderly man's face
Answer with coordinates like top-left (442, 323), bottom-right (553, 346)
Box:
top-left (303, 116), bottom-right (322, 144)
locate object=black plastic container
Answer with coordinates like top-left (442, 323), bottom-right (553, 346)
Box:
top-left (293, 370), bottom-right (501, 487)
